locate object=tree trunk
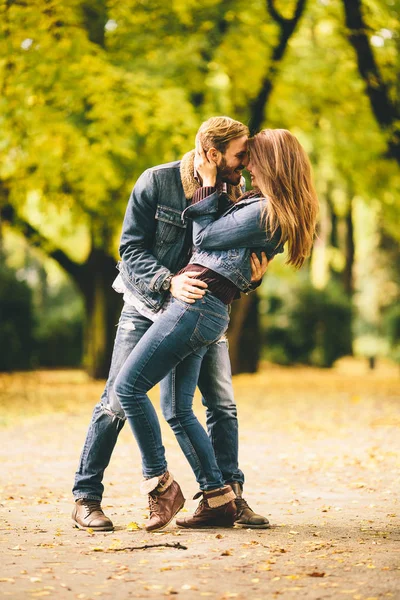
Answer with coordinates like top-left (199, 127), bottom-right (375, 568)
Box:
top-left (227, 0), bottom-right (307, 374)
top-left (77, 248), bottom-right (122, 379)
top-left (227, 294), bottom-right (260, 374)
top-left (343, 197), bottom-right (355, 297)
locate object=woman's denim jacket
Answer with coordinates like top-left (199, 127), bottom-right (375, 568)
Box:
top-left (183, 191), bottom-right (284, 293)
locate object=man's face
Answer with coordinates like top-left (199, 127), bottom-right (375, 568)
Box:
top-left (216, 135), bottom-right (249, 186)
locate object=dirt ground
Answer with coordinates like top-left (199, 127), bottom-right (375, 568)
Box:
top-left (0, 360), bottom-right (399, 600)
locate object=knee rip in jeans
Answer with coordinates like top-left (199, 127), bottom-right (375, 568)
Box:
top-left (101, 402), bottom-right (126, 423)
top-left (120, 322), bottom-right (136, 331)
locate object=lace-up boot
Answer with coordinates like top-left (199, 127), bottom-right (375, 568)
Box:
top-left (230, 482), bottom-right (270, 529)
top-left (176, 485), bottom-right (236, 528)
top-left (141, 472), bottom-right (185, 532)
top-left (72, 499), bottom-right (114, 531)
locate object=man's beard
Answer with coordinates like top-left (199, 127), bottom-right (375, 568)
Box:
top-left (217, 156), bottom-right (243, 186)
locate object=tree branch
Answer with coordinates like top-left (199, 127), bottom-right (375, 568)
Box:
top-left (81, 0), bottom-right (108, 48)
top-left (341, 0), bottom-right (400, 162)
top-left (266, 0), bottom-right (288, 26)
top-left (109, 542), bottom-right (188, 552)
top-left (249, 0), bottom-right (307, 133)
top-left (1, 204), bottom-right (84, 282)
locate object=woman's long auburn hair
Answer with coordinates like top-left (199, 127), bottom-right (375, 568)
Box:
top-left (248, 129), bottom-right (319, 268)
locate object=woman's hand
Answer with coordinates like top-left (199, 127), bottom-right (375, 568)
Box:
top-left (250, 252), bottom-right (270, 282)
top-left (195, 139), bottom-right (217, 188)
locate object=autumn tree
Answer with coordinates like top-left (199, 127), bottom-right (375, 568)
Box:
top-left (1, 0), bottom-right (399, 376)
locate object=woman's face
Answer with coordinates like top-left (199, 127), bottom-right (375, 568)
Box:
top-left (247, 157), bottom-right (261, 188)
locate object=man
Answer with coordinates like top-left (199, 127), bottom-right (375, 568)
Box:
top-left (72, 116), bottom-right (270, 531)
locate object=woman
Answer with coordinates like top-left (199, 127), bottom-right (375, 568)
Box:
top-left (114, 129), bottom-right (319, 531)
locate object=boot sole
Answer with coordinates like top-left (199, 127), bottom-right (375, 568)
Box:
top-left (145, 501), bottom-right (185, 533)
top-left (234, 522), bottom-right (270, 529)
top-left (72, 519), bottom-right (114, 532)
top-left (176, 520), bottom-right (235, 529)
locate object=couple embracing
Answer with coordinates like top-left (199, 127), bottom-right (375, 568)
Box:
top-left (72, 116), bottom-right (318, 532)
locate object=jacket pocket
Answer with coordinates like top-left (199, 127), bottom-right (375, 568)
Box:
top-left (155, 204), bottom-right (186, 244)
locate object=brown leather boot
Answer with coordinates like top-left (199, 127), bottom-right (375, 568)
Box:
top-left (72, 499), bottom-right (114, 531)
top-left (142, 472), bottom-right (185, 532)
top-left (230, 482), bottom-right (270, 529)
top-left (176, 485), bottom-right (236, 529)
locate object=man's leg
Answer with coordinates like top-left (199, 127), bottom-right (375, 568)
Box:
top-left (197, 335), bottom-right (243, 485)
top-left (197, 336), bottom-right (270, 529)
top-left (72, 304), bottom-right (153, 530)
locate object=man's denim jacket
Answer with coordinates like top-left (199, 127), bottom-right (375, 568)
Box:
top-left (182, 191), bottom-right (285, 293)
top-left (117, 161), bottom-right (191, 311)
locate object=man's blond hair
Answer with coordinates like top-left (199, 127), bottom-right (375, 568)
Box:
top-left (196, 116), bottom-right (249, 154)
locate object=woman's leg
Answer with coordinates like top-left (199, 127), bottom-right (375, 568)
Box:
top-left (114, 295), bottom-right (229, 484)
top-left (160, 349), bottom-right (227, 491)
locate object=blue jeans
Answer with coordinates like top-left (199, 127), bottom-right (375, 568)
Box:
top-left (114, 293), bottom-right (230, 490)
top-left (72, 301), bottom-right (244, 500)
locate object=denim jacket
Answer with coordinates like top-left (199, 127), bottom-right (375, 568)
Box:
top-left (183, 191), bottom-right (285, 293)
top-left (117, 161), bottom-right (191, 311)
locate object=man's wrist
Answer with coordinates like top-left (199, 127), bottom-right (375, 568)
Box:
top-left (202, 179), bottom-right (216, 188)
top-left (161, 274), bottom-right (174, 291)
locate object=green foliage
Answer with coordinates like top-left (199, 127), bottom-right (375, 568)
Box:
top-left (34, 280), bottom-right (84, 368)
top-left (0, 0), bottom-right (199, 255)
top-left (0, 239), bottom-right (84, 370)
top-left (35, 317), bottom-right (83, 368)
top-left (263, 283), bottom-right (353, 368)
top-left (384, 303), bottom-right (400, 363)
top-left (0, 0), bottom-right (399, 372)
top-left (0, 266), bottom-right (35, 371)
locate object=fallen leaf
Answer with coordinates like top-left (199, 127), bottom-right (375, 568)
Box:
top-left (181, 584), bottom-right (197, 590)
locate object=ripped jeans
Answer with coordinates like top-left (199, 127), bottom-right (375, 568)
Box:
top-left (114, 294), bottom-right (230, 490)
top-left (72, 302), bottom-right (244, 501)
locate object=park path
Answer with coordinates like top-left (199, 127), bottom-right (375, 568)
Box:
top-left (0, 362), bottom-right (399, 600)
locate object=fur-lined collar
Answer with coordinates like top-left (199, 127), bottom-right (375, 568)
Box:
top-left (180, 149), bottom-right (244, 202)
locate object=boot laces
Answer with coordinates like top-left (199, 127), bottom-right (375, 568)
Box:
top-left (148, 493), bottom-right (159, 516)
top-left (194, 497), bottom-right (206, 515)
top-left (82, 499), bottom-right (102, 517)
top-left (235, 496), bottom-right (252, 517)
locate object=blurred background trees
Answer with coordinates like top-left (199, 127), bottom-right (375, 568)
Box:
top-left (0, 0), bottom-right (399, 377)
